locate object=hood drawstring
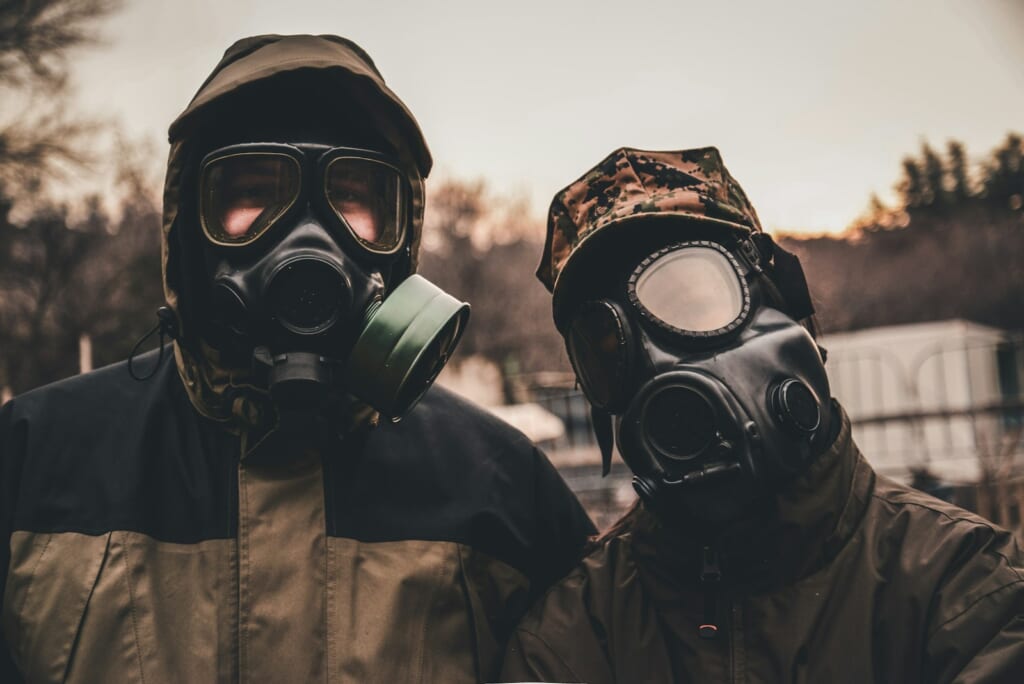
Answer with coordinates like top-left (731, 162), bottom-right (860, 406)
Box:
top-left (128, 306), bottom-right (180, 381)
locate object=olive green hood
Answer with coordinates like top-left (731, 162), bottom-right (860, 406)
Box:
top-left (160, 34), bottom-right (432, 437)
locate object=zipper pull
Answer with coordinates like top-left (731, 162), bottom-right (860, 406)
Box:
top-left (699, 545), bottom-right (721, 640)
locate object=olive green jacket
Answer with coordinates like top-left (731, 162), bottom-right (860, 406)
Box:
top-left (501, 411), bottom-right (1024, 683)
top-left (1, 354), bottom-right (595, 683)
top-left (1, 35), bottom-right (597, 683)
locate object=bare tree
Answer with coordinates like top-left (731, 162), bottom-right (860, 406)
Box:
top-left (0, 0), bottom-right (121, 192)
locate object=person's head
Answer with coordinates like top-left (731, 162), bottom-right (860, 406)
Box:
top-left (160, 35), bottom-right (467, 456)
top-left (540, 147), bottom-right (833, 527)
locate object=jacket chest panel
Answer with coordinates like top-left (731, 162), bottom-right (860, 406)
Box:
top-left (3, 460), bottom-right (524, 683)
top-left (3, 530), bottom-right (237, 683)
top-left (653, 534), bottom-right (927, 683)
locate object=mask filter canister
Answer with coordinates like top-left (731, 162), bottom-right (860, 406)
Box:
top-left (346, 274), bottom-right (469, 420)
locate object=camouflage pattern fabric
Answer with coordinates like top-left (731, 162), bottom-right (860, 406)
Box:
top-left (538, 147), bottom-right (763, 293)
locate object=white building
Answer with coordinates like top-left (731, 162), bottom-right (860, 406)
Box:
top-left (822, 320), bottom-right (1021, 484)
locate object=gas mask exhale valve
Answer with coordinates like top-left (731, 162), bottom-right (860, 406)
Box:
top-left (196, 142), bottom-right (469, 445)
top-left (565, 240), bottom-right (832, 523)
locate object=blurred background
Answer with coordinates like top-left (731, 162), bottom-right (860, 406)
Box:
top-left (0, 0), bottom-right (1022, 531)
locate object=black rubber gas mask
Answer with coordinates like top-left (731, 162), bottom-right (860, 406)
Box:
top-left (564, 239), bottom-right (833, 524)
top-left (196, 142), bottom-right (468, 425)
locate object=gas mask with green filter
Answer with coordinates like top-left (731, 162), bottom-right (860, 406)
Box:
top-left (195, 141), bottom-right (468, 445)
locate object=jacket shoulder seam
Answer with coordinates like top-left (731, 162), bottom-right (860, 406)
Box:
top-left (871, 493), bottom-right (1024, 584)
top-left (871, 492), bottom-right (1004, 531)
top-left (928, 577), bottom-right (1024, 638)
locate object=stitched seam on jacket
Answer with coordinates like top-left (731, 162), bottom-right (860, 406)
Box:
top-left (872, 494), bottom-right (1024, 583)
top-left (238, 467), bottom-right (251, 679)
top-left (118, 532), bottom-right (147, 684)
top-left (514, 626), bottom-right (586, 682)
top-left (15, 534), bottom-right (51, 620)
top-left (416, 545), bottom-right (452, 684)
top-left (325, 538), bottom-right (333, 683)
top-left (928, 578), bottom-right (1024, 638)
top-left (455, 547), bottom-right (484, 682)
top-left (60, 533), bottom-right (112, 682)
top-left (12, 534), bottom-right (52, 662)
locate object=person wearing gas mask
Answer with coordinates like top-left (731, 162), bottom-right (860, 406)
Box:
top-left (500, 147), bottom-right (1024, 683)
top-left (0, 35), bottom-right (595, 682)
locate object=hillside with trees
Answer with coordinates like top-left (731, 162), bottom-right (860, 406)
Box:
top-left (782, 135), bottom-right (1023, 335)
top-left (0, 3), bottom-right (1020, 395)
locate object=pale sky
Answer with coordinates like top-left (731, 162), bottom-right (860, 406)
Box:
top-left (63, 0), bottom-right (1024, 235)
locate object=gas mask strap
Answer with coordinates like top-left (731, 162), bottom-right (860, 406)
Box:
top-left (752, 233), bottom-right (816, 323)
top-left (591, 404), bottom-right (615, 476)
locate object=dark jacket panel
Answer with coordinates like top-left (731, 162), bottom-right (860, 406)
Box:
top-left (501, 411), bottom-right (1024, 683)
top-left (1, 351), bottom-right (237, 543)
top-left (1, 351), bottom-right (595, 682)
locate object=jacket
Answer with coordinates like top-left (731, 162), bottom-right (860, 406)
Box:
top-left (1, 351), bottom-right (595, 682)
top-left (1, 34), bottom-right (596, 683)
top-left (501, 409), bottom-right (1024, 683)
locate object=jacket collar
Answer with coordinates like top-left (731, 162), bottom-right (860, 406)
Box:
top-left (631, 404), bottom-right (874, 591)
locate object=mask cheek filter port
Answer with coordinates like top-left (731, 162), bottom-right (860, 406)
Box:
top-left (769, 378), bottom-right (821, 436)
top-left (210, 280), bottom-right (253, 344)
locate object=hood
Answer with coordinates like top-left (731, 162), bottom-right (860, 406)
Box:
top-left (160, 34), bottom-right (430, 435)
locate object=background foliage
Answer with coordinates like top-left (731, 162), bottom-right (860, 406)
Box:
top-left (0, 1), bottom-right (1021, 396)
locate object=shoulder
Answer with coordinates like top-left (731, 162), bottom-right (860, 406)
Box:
top-left (517, 534), bottom-right (642, 639)
top-left (868, 474), bottom-right (1023, 567)
top-left (361, 384), bottom-right (551, 508)
top-left (329, 385), bottom-right (595, 580)
top-left (389, 384), bottom-right (537, 455)
top-left (2, 350), bottom-right (235, 542)
top-left (503, 534), bottom-right (652, 684)
top-left (2, 349), bottom-right (182, 440)
top-left (864, 474), bottom-right (1024, 629)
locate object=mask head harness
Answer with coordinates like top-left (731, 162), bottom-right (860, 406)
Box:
top-left (195, 141), bottom-right (469, 429)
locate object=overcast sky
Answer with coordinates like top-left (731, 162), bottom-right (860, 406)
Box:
top-left (65, 0), bottom-right (1024, 236)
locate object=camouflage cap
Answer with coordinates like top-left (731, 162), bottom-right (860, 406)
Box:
top-left (539, 147), bottom-right (763, 321)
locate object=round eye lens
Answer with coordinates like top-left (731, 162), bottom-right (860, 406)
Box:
top-left (326, 157), bottom-right (404, 253)
top-left (567, 302), bottom-right (629, 410)
top-left (633, 246), bottom-right (745, 333)
top-left (200, 153), bottom-right (300, 245)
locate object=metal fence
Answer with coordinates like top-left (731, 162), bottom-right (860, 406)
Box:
top-left (521, 331), bottom-right (1024, 538)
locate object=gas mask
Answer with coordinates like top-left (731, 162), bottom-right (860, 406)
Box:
top-left (563, 238), bottom-right (833, 524)
top-left (195, 141), bottom-right (468, 435)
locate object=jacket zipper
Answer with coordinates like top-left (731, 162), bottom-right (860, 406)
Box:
top-left (699, 545), bottom-right (721, 640)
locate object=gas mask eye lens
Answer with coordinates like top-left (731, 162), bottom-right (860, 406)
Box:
top-left (326, 157), bottom-right (405, 254)
top-left (200, 153), bottom-right (300, 245)
top-left (644, 386), bottom-right (716, 460)
top-left (632, 244), bottom-right (748, 335)
top-left (566, 301), bottom-right (630, 411)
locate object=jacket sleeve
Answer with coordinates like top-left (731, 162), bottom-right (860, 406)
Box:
top-left (950, 610), bottom-right (1024, 684)
top-left (525, 446), bottom-right (597, 598)
top-left (0, 400), bottom-right (26, 682)
top-left (928, 579), bottom-right (1024, 684)
top-left (923, 524), bottom-right (1024, 684)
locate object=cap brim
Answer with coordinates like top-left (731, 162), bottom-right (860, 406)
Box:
top-left (551, 212), bottom-right (752, 330)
